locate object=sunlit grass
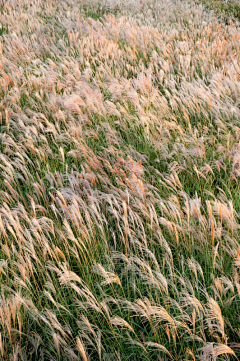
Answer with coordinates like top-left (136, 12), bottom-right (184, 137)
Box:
top-left (0, 0), bottom-right (239, 360)
top-left (202, 0), bottom-right (240, 21)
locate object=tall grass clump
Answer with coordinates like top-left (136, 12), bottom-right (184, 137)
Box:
top-left (0, 0), bottom-right (239, 359)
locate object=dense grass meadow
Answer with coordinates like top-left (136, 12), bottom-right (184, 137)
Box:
top-left (0, 0), bottom-right (240, 359)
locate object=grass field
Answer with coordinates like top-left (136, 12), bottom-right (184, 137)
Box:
top-left (0, 0), bottom-right (240, 359)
